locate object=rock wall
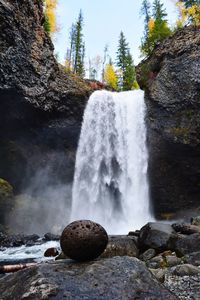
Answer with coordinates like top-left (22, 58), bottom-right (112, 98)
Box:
top-left (0, 0), bottom-right (91, 192)
top-left (137, 26), bottom-right (200, 217)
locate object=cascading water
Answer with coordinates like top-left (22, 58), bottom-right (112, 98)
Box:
top-left (71, 90), bottom-right (153, 234)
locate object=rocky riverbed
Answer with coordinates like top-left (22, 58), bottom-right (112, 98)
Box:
top-left (1, 217), bottom-right (200, 299)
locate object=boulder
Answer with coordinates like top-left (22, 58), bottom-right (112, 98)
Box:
top-left (172, 222), bottom-right (200, 234)
top-left (44, 233), bottom-right (60, 241)
top-left (0, 257), bottom-right (178, 299)
top-left (101, 235), bottom-right (139, 258)
top-left (172, 233), bottom-right (200, 256)
top-left (139, 222), bottom-right (176, 251)
top-left (60, 220), bottom-right (108, 261)
top-left (0, 233), bottom-right (40, 248)
top-left (44, 247), bottom-right (59, 257)
top-left (184, 251), bottom-right (200, 266)
top-left (171, 264), bottom-right (200, 277)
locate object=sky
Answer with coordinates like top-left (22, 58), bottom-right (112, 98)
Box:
top-left (54, 0), bottom-right (178, 69)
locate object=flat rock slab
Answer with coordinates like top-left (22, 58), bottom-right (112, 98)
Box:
top-left (0, 257), bottom-right (178, 300)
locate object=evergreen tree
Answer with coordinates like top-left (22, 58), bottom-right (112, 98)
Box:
top-left (151, 0), bottom-right (171, 46)
top-left (140, 0), bottom-right (171, 56)
top-left (66, 11), bottom-right (85, 77)
top-left (140, 0), bottom-right (151, 56)
top-left (123, 52), bottom-right (136, 91)
top-left (74, 10), bottom-right (85, 77)
top-left (116, 32), bottom-right (135, 91)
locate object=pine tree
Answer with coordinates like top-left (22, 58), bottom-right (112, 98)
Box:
top-left (151, 0), bottom-right (171, 45)
top-left (116, 32), bottom-right (135, 91)
top-left (140, 0), bottom-right (151, 55)
top-left (74, 10), bottom-right (85, 77)
top-left (123, 52), bottom-right (136, 91)
top-left (116, 32), bottom-right (129, 90)
top-left (66, 11), bottom-right (85, 77)
top-left (140, 0), bottom-right (171, 56)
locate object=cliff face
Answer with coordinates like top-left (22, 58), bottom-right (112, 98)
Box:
top-left (0, 0), bottom-right (91, 192)
top-left (137, 26), bottom-right (200, 217)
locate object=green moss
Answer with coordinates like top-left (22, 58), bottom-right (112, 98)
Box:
top-left (0, 178), bottom-right (13, 200)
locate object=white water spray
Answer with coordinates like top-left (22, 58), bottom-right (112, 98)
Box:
top-left (71, 90), bottom-right (152, 234)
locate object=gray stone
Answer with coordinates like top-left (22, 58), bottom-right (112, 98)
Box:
top-left (171, 264), bottom-right (200, 277)
top-left (147, 255), bottom-right (164, 269)
top-left (140, 248), bottom-right (156, 261)
top-left (60, 220), bottom-right (108, 261)
top-left (184, 251), bottom-right (200, 266)
top-left (0, 257), bottom-right (178, 299)
top-left (101, 235), bottom-right (139, 258)
top-left (139, 222), bottom-right (175, 251)
top-left (173, 233), bottom-right (200, 255)
top-left (165, 256), bottom-right (182, 267)
top-left (149, 268), bottom-right (166, 283)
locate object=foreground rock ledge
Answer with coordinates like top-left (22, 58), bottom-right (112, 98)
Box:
top-left (0, 257), bottom-right (177, 300)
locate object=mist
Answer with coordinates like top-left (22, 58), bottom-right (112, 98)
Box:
top-left (8, 164), bottom-right (73, 235)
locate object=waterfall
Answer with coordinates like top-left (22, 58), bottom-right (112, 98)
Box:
top-left (71, 90), bottom-right (152, 234)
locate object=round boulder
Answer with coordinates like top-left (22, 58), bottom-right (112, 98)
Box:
top-left (60, 220), bottom-right (108, 261)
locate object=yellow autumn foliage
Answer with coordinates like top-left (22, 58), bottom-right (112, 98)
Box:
top-left (104, 64), bottom-right (117, 90)
top-left (148, 18), bottom-right (155, 34)
top-left (44, 0), bottom-right (58, 33)
top-left (176, 2), bottom-right (200, 26)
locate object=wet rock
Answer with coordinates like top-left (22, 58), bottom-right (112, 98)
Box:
top-left (44, 247), bottom-right (59, 257)
top-left (171, 264), bottom-right (200, 277)
top-left (136, 26), bottom-right (200, 217)
top-left (44, 233), bottom-right (60, 241)
top-left (139, 222), bottom-right (175, 251)
top-left (101, 235), bottom-right (139, 258)
top-left (0, 233), bottom-right (40, 248)
top-left (0, 257), bottom-right (178, 299)
top-left (172, 222), bottom-right (200, 234)
top-left (60, 220), bottom-right (108, 261)
top-left (128, 230), bottom-right (140, 237)
top-left (140, 248), bottom-right (156, 261)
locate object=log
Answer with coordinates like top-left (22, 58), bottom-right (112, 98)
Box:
top-left (0, 263), bottom-right (36, 274)
top-left (172, 223), bottom-right (200, 235)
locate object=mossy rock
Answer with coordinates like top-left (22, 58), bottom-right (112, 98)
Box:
top-left (0, 178), bottom-right (13, 201)
top-left (0, 178), bottom-right (14, 226)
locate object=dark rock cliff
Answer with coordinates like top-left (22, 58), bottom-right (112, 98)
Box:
top-left (137, 26), bottom-right (200, 217)
top-left (0, 0), bottom-right (91, 192)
